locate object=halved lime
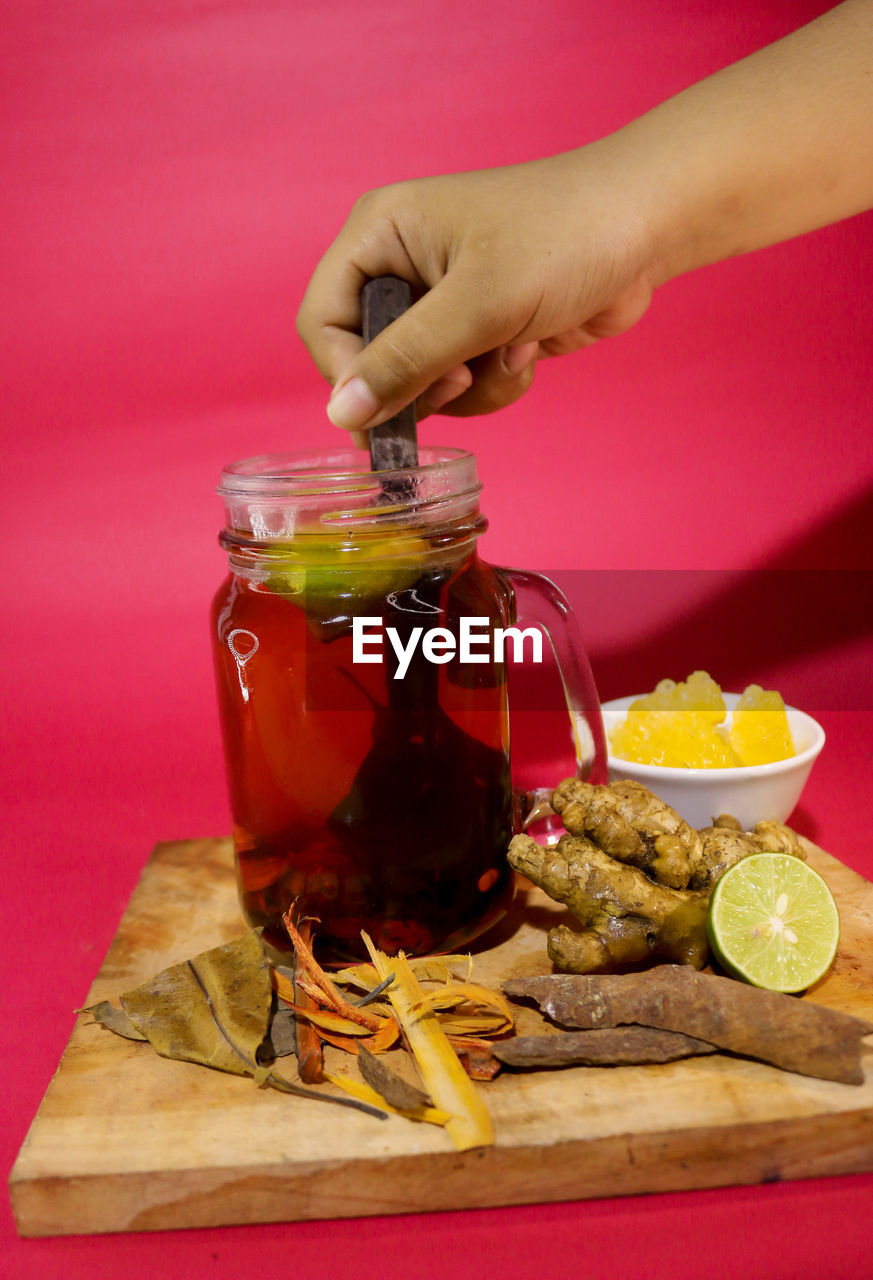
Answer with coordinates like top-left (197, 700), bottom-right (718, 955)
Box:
top-left (707, 852), bottom-right (840, 993)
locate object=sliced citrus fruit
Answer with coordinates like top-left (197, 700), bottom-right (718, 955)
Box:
top-left (263, 532), bottom-right (429, 612)
top-left (707, 851), bottom-right (840, 993)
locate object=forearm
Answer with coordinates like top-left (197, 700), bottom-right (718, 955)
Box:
top-left (298, 2), bottom-right (873, 428)
top-left (604, 0), bottom-right (873, 283)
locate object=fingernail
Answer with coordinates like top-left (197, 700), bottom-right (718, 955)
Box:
top-left (350, 429), bottom-right (370, 451)
top-left (503, 341), bottom-right (539, 375)
top-left (327, 377), bottom-right (381, 431)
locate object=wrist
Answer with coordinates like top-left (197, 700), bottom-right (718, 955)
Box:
top-left (553, 140), bottom-right (666, 296)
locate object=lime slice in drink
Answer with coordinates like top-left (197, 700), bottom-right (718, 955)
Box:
top-left (707, 852), bottom-right (840, 993)
top-left (264, 533), bottom-right (430, 613)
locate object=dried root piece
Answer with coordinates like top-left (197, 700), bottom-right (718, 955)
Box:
top-left (493, 1026), bottom-right (718, 1069)
top-left (509, 832), bottom-right (709, 972)
top-left (504, 967), bottom-right (873, 1085)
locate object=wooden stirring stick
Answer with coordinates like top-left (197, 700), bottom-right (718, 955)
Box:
top-left (361, 276), bottom-right (419, 476)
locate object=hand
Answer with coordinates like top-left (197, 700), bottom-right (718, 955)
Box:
top-left (296, 148), bottom-right (657, 436)
top-left (297, 1), bottom-right (873, 441)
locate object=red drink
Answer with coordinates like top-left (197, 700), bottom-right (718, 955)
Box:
top-left (212, 547), bottom-right (516, 959)
top-left (211, 448), bottom-right (605, 962)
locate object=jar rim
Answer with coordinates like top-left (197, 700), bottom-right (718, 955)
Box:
top-left (218, 445), bottom-right (476, 499)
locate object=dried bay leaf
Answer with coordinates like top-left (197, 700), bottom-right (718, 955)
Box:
top-left (120, 929), bottom-right (272, 1077)
top-left (90, 928), bottom-right (385, 1118)
top-left (86, 1000), bottom-right (148, 1041)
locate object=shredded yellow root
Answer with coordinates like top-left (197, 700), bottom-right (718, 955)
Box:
top-left (323, 1071), bottom-right (452, 1127)
top-left (276, 914), bottom-right (507, 1137)
top-left (334, 954), bottom-right (473, 990)
top-left (411, 981), bottom-right (514, 1037)
top-left (281, 1003), bottom-right (377, 1036)
top-left (316, 1020), bottom-right (401, 1055)
top-left (361, 933), bottom-right (495, 1152)
top-left (280, 911), bottom-right (383, 1032)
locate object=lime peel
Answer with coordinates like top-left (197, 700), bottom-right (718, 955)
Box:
top-left (707, 851), bottom-right (840, 993)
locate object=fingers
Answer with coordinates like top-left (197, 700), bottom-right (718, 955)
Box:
top-left (296, 184), bottom-right (433, 389)
top-left (331, 342), bottom-right (539, 432)
top-left (426, 343), bottom-right (539, 419)
top-left (323, 271), bottom-right (519, 432)
top-left (420, 364), bottom-right (474, 413)
top-left (295, 163), bottom-right (657, 435)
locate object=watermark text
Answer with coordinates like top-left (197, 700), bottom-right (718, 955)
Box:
top-left (352, 616), bottom-right (542, 679)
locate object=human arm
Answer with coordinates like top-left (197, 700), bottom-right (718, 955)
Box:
top-left (295, 0), bottom-right (873, 436)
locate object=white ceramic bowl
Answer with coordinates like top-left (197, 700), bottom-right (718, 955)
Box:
top-left (601, 694), bottom-right (826, 830)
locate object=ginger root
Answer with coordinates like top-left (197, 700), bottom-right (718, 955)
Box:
top-left (551, 778), bottom-right (804, 891)
top-left (509, 832), bottom-right (710, 971)
top-left (551, 778), bottom-right (702, 890)
top-left (510, 779), bottom-right (806, 974)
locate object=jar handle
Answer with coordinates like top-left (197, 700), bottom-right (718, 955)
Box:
top-left (496, 567), bottom-right (608, 832)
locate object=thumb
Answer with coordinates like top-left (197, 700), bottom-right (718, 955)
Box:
top-left (326, 271), bottom-right (508, 433)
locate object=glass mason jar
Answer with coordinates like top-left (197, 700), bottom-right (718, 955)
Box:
top-left (212, 446), bottom-right (605, 960)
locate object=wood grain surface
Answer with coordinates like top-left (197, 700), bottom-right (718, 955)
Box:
top-left (9, 836), bottom-right (873, 1237)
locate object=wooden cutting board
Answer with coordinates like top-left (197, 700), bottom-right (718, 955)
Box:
top-left (10, 836), bottom-right (873, 1236)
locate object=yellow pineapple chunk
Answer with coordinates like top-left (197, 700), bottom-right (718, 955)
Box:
top-left (609, 671), bottom-right (741, 768)
top-left (729, 684), bottom-right (795, 765)
top-left (642, 671), bottom-right (726, 720)
top-left (609, 672), bottom-right (797, 769)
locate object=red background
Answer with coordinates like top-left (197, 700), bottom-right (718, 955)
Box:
top-left (3, 2), bottom-right (872, 1276)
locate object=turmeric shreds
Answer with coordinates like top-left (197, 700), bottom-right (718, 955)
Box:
top-left (323, 1071), bottom-right (452, 1127)
top-left (362, 932), bottom-right (495, 1151)
top-left (282, 910), bottom-right (383, 1033)
top-left (288, 919), bottom-right (324, 1084)
top-left (317, 1018), bottom-right (401, 1057)
top-left (276, 915), bottom-right (509, 1133)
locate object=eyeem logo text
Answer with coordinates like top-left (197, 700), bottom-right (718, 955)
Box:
top-left (353, 616), bottom-right (543, 679)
